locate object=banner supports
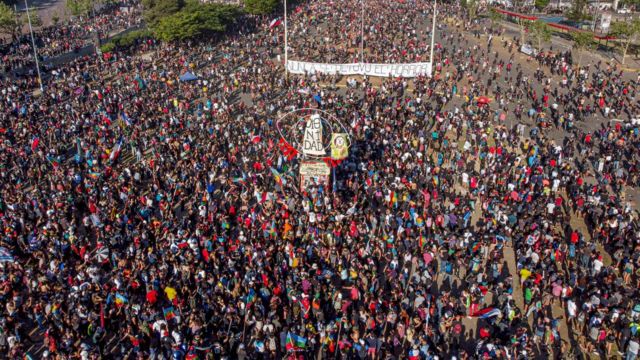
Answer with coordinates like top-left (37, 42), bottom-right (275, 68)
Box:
top-left (361, 0), bottom-right (365, 63)
top-left (429, 0), bottom-right (437, 68)
top-left (284, 0), bottom-right (289, 79)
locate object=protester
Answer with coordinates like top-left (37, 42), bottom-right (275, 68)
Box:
top-left (0, 0), bottom-right (639, 359)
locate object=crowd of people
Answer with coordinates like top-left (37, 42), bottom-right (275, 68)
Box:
top-left (288, 0), bottom-right (433, 63)
top-left (1, 1), bottom-right (142, 75)
top-left (0, 0), bottom-right (639, 359)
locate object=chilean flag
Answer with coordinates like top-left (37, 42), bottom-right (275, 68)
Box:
top-left (109, 137), bottom-right (123, 164)
top-left (269, 18), bottom-right (282, 29)
top-left (408, 349), bottom-right (420, 360)
top-left (471, 306), bottom-right (501, 319)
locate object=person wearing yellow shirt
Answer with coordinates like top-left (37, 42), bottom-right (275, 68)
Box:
top-left (520, 268), bottom-right (532, 286)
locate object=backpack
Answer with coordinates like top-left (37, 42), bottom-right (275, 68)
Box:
top-left (445, 262), bottom-right (453, 274)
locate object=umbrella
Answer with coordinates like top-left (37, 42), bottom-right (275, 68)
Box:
top-left (477, 96), bottom-right (491, 105)
top-left (179, 72), bottom-right (198, 82)
top-left (94, 246), bottom-right (109, 264)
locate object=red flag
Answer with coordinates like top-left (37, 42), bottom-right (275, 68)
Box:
top-left (31, 137), bottom-right (40, 152)
top-left (269, 18), bottom-right (282, 29)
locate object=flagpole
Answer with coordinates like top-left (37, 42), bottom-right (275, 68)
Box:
top-left (284, 0), bottom-right (288, 78)
top-left (334, 319), bottom-right (342, 360)
top-left (429, 0), bottom-right (437, 77)
top-left (24, 0), bottom-right (44, 92)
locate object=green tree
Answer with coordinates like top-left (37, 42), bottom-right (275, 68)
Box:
top-left (66, 0), bottom-right (92, 16)
top-left (619, 0), bottom-right (640, 10)
top-left (152, 3), bottom-right (240, 41)
top-left (0, 2), bottom-right (17, 36)
top-left (52, 11), bottom-right (61, 25)
top-left (516, 17), bottom-right (531, 45)
top-left (243, 0), bottom-right (279, 15)
top-left (465, 0), bottom-right (478, 20)
top-left (21, 7), bottom-right (42, 28)
top-left (567, 0), bottom-right (589, 22)
top-left (610, 19), bottom-right (640, 64)
top-left (534, 0), bottom-right (550, 11)
top-left (488, 8), bottom-right (503, 30)
top-left (142, 0), bottom-right (185, 27)
top-left (528, 20), bottom-right (552, 51)
top-left (572, 31), bottom-right (595, 68)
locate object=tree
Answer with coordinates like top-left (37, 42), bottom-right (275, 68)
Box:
top-left (528, 20), bottom-right (552, 50)
top-left (0, 2), bottom-right (17, 37)
top-left (243, 0), bottom-right (279, 15)
top-left (567, 0), bottom-right (589, 22)
top-left (572, 31), bottom-right (596, 68)
top-left (516, 17), bottom-right (531, 45)
top-left (152, 3), bottom-right (241, 41)
top-left (610, 19), bottom-right (640, 64)
top-left (534, 0), bottom-right (550, 11)
top-left (52, 11), bottom-right (60, 25)
top-left (66, 0), bottom-right (92, 16)
top-left (488, 8), bottom-right (503, 30)
top-left (142, 0), bottom-right (185, 27)
top-left (464, 0), bottom-right (479, 20)
top-left (21, 7), bottom-right (42, 28)
top-left (619, 0), bottom-right (640, 10)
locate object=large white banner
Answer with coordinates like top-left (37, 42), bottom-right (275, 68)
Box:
top-left (287, 61), bottom-right (432, 78)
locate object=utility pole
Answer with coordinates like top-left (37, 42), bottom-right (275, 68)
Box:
top-left (24, 0), bottom-right (44, 92)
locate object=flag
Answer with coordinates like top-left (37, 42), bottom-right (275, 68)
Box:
top-left (286, 332), bottom-right (307, 351)
top-left (87, 172), bottom-right (101, 180)
top-left (31, 136), bottom-right (39, 152)
top-left (114, 293), bottom-right (128, 307)
top-left (408, 349), bottom-right (420, 360)
top-left (269, 18), bottom-right (282, 29)
top-left (163, 306), bottom-right (176, 320)
top-left (75, 138), bottom-right (82, 163)
top-left (389, 191), bottom-right (397, 208)
top-left (46, 155), bottom-right (60, 169)
top-left (418, 235), bottom-right (426, 249)
top-left (246, 288), bottom-right (256, 307)
top-left (122, 112), bottom-right (133, 127)
top-left (100, 304), bottom-right (105, 328)
top-left (232, 172), bottom-right (247, 186)
top-left (471, 306), bottom-right (501, 319)
top-left (270, 167), bottom-right (286, 188)
top-left (0, 247), bottom-right (15, 263)
top-left (109, 137), bottom-right (123, 164)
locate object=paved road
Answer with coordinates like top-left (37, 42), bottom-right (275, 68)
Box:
top-left (16, 0), bottom-right (68, 27)
top-left (497, 18), bottom-right (640, 71)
